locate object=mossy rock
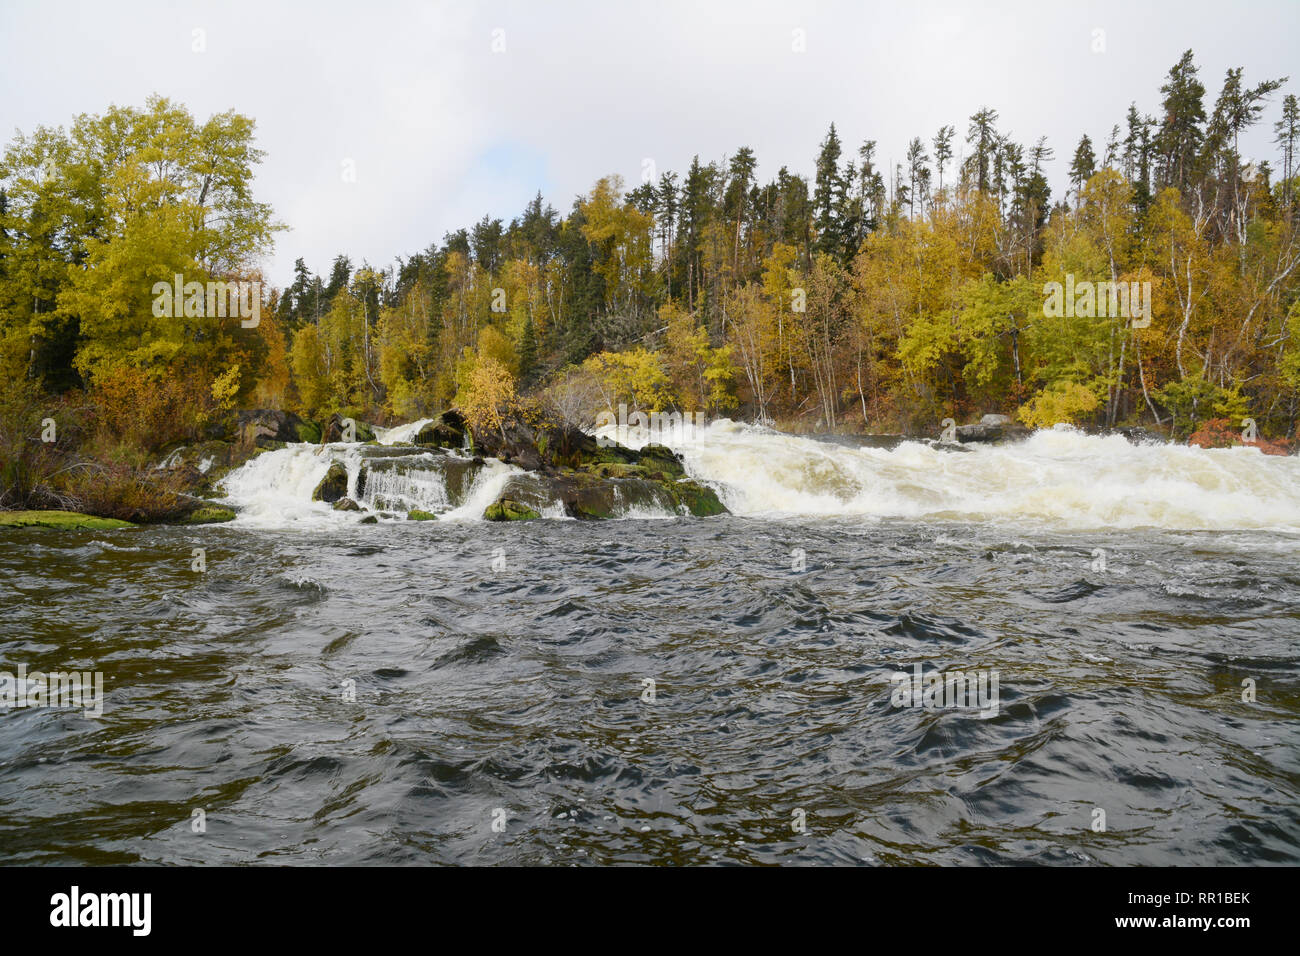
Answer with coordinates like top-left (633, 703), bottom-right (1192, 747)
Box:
top-left (588, 444), bottom-right (641, 467)
top-left (483, 498), bottom-right (541, 521)
top-left (414, 410), bottom-right (467, 449)
top-left (407, 509), bottom-right (438, 521)
top-left (637, 444), bottom-right (685, 479)
top-left (0, 510), bottom-right (135, 530)
top-left (296, 419), bottom-right (323, 444)
top-left (332, 497), bottom-right (361, 512)
top-left (311, 462), bottom-right (349, 503)
top-left (587, 461), bottom-right (649, 479)
top-left (180, 505), bottom-right (236, 525)
top-left (663, 480), bottom-right (727, 517)
top-left (358, 514), bottom-right (379, 524)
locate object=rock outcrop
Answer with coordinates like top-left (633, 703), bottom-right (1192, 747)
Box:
top-left (484, 498), bottom-right (541, 521)
top-left (413, 410), bottom-right (469, 449)
top-left (237, 409), bottom-right (307, 446)
top-left (945, 413), bottom-right (1032, 444)
top-left (311, 462), bottom-right (349, 503)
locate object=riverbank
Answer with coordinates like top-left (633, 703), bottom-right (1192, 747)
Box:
top-left (5, 405), bottom-right (1294, 531)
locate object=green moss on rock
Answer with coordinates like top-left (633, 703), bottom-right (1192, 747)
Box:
top-left (664, 480), bottom-right (727, 516)
top-left (0, 510), bottom-right (135, 530)
top-left (588, 461), bottom-right (649, 479)
top-left (636, 444), bottom-right (686, 479)
top-left (311, 462), bottom-right (349, 502)
top-left (180, 505), bottom-right (236, 524)
top-left (407, 509), bottom-right (438, 521)
top-left (483, 498), bottom-right (541, 521)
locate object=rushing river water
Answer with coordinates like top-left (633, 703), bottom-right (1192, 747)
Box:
top-left (2, 423), bottom-right (1299, 864)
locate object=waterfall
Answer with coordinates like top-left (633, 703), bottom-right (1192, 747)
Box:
top-left (637, 419), bottom-right (1300, 532)
top-left (218, 418), bottom-right (1300, 531)
top-left (373, 418), bottom-right (434, 445)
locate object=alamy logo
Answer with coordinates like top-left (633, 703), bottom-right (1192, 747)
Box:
top-left (890, 663), bottom-right (1000, 717)
top-left (152, 274), bottom-right (262, 328)
top-left (0, 664), bottom-right (103, 717)
top-left (595, 403), bottom-right (706, 447)
top-left (50, 886), bottom-right (151, 936)
top-left (1043, 276), bottom-right (1151, 328)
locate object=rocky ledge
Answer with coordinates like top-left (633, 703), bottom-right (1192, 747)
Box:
top-left (468, 413), bottom-right (726, 520)
top-left (340, 407), bottom-right (727, 521)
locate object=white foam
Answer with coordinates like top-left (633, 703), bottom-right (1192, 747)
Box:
top-left (373, 418), bottom-right (433, 445)
top-left (614, 419), bottom-right (1300, 532)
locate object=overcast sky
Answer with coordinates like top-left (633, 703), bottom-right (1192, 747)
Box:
top-left (2, 0), bottom-right (1296, 286)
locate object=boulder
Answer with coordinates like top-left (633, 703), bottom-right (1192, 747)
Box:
top-left (635, 443), bottom-right (686, 479)
top-left (953, 415), bottom-right (1031, 444)
top-left (407, 509), bottom-right (438, 521)
top-left (587, 461), bottom-right (650, 479)
top-left (322, 413), bottom-right (376, 443)
top-left (180, 504), bottom-right (236, 524)
top-left (413, 410), bottom-right (468, 449)
top-left (483, 498), bottom-right (541, 521)
top-left (311, 462), bottom-right (349, 503)
top-left (469, 418), bottom-right (545, 470)
top-left (469, 413), bottom-right (632, 473)
top-left (548, 472), bottom-right (726, 519)
top-left (237, 409), bottom-right (306, 446)
top-left (664, 480), bottom-right (727, 516)
top-left (955, 421), bottom-right (1006, 442)
top-left (551, 473), bottom-right (627, 519)
top-left (332, 497), bottom-right (361, 512)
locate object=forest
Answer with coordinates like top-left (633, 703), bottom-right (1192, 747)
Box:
top-left (2, 49), bottom-right (1299, 515)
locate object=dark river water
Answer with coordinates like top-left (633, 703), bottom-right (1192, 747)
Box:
top-left (3, 514), bottom-right (1298, 865)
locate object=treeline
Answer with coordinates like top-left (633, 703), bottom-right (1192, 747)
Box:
top-left (266, 49), bottom-right (1300, 438)
top-left (3, 49), bottom-right (1300, 470)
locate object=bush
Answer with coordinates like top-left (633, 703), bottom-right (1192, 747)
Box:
top-left (0, 378), bottom-right (94, 510)
top-left (1017, 381), bottom-right (1101, 429)
top-left (1156, 378), bottom-right (1250, 439)
top-left (55, 461), bottom-right (194, 523)
top-left (1189, 418), bottom-right (1292, 455)
top-left (89, 365), bottom-right (217, 453)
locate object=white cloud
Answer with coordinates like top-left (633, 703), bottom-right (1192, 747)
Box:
top-left (1, 0), bottom-right (1295, 285)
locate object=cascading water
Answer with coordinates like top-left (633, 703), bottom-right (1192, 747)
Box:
top-left (217, 424), bottom-right (537, 524)
top-left (372, 418), bottom-right (434, 444)
top-left (218, 443), bottom-right (339, 527)
top-left (218, 417), bottom-right (1300, 530)
top-left (602, 418), bottom-right (1300, 532)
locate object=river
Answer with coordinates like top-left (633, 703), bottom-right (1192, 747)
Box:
top-left (2, 422), bottom-right (1298, 864)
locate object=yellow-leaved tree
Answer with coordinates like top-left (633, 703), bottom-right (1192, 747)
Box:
top-left (458, 355), bottom-right (518, 442)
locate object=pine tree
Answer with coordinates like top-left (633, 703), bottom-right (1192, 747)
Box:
top-left (1276, 94), bottom-right (1300, 213)
top-left (1156, 50), bottom-right (1207, 192)
top-left (813, 124), bottom-right (845, 258)
top-left (966, 108), bottom-right (1000, 192)
top-left (1070, 135), bottom-right (1097, 197)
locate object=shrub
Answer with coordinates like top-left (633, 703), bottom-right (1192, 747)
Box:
top-left (1017, 381), bottom-right (1101, 429)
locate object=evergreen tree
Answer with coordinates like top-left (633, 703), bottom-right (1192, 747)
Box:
top-left (1070, 135), bottom-right (1097, 196)
top-left (1156, 50), bottom-right (1207, 192)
